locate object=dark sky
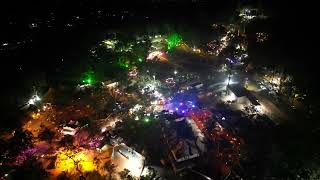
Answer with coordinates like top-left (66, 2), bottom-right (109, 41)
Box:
top-left (0, 0), bottom-right (318, 112)
top-left (266, 1), bottom-right (317, 89)
top-left (1, 0), bottom-right (317, 79)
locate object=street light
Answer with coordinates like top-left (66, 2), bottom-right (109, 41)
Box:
top-left (28, 95), bottom-right (41, 105)
top-left (224, 77), bottom-right (233, 86)
top-left (174, 70), bottom-right (178, 75)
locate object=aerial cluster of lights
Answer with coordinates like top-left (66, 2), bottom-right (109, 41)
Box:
top-left (188, 110), bottom-right (242, 168)
top-left (55, 148), bottom-right (95, 173)
top-left (209, 122), bottom-right (242, 161)
top-left (11, 20), bottom-right (266, 179)
top-left (207, 32), bottom-right (232, 56)
top-left (224, 77), bottom-right (235, 85)
top-left (226, 56), bottom-right (245, 65)
top-left (188, 109), bottom-right (212, 130)
top-left (239, 8), bottom-right (267, 23)
top-left (137, 75), bottom-right (166, 115)
top-left (261, 74), bottom-right (282, 93)
top-left (208, 23), bottom-right (244, 56)
top-left (218, 32), bottom-right (234, 54)
top-left (42, 103), bottom-right (51, 111)
top-left (174, 101), bottom-right (196, 114)
top-left (31, 112), bottom-right (41, 119)
top-left (82, 70), bottom-right (95, 84)
top-left (164, 91), bottom-right (198, 115)
top-left (61, 126), bottom-right (77, 136)
top-left (128, 67), bottom-right (138, 78)
top-left (15, 147), bottom-right (42, 165)
top-left (87, 135), bottom-right (104, 148)
top-left (166, 33), bottom-right (182, 50)
top-left (192, 47), bottom-right (201, 53)
top-left (141, 83), bottom-right (156, 94)
top-left (145, 84), bottom-right (165, 113)
top-left (137, 57), bottom-right (144, 63)
top-left (28, 94), bottom-right (41, 105)
top-left (146, 51), bottom-right (166, 61)
top-left (233, 53), bottom-right (248, 63)
top-left (207, 41), bottom-right (220, 55)
top-left (118, 57), bottom-right (130, 69)
top-left (102, 39), bottom-right (118, 50)
top-left (117, 144), bottom-right (147, 176)
top-left (225, 92), bottom-right (237, 102)
top-left (235, 41), bottom-right (247, 51)
top-left (144, 117), bottom-right (150, 122)
top-left (165, 78), bottom-right (175, 87)
top-left (218, 64), bottom-right (228, 73)
top-left (149, 34), bottom-right (166, 51)
top-left (239, 8), bottom-right (257, 22)
top-left (256, 32), bottom-right (268, 42)
top-left (150, 34), bottom-right (163, 43)
top-left (153, 89), bottom-right (164, 99)
top-left (129, 104), bottom-right (143, 115)
top-left (118, 43), bottom-right (134, 53)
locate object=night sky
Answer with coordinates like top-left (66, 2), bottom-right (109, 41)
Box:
top-left (1, 1), bottom-right (317, 95)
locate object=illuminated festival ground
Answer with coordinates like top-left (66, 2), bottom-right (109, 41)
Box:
top-left (2, 5), bottom-right (319, 179)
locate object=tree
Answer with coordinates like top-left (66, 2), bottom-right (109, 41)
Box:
top-left (59, 135), bottom-right (75, 148)
top-left (85, 170), bottom-right (105, 180)
top-left (8, 129), bottom-right (33, 157)
top-left (57, 171), bottom-right (70, 180)
top-left (1, 103), bottom-right (23, 130)
top-left (11, 157), bottom-right (49, 180)
top-left (118, 168), bottom-right (130, 179)
top-left (140, 167), bottom-right (155, 180)
top-left (166, 33), bottom-right (182, 50)
top-left (104, 161), bottom-right (117, 180)
top-left (38, 128), bottom-right (55, 143)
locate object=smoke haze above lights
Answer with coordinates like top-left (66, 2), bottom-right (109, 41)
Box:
top-left (164, 90), bottom-right (198, 115)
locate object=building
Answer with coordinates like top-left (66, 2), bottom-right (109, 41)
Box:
top-left (112, 143), bottom-right (147, 177)
top-left (226, 85), bottom-right (262, 112)
top-left (162, 118), bottom-right (200, 173)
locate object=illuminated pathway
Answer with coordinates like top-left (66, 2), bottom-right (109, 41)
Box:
top-left (253, 92), bottom-right (289, 123)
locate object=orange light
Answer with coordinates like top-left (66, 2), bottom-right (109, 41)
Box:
top-left (31, 112), bottom-right (40, 119)
top-left (55, 149), bottom-right (95, 173)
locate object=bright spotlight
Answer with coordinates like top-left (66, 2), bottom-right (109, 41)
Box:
top-left (35, 95), bottom-right (41, 101)
top-left (224, 79), bottom-right (233, 85)
top-left (28, 99), bottom-right (35, 105)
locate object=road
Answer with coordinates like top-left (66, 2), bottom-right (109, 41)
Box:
top-left (253, 92), bottom-right (289, 123)
top-left (245, 78), bottom-right (290, 123)
top-left (206, 74), bottom-right (290, 124)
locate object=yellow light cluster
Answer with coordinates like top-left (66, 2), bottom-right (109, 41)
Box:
top-left (55, 149), bottom-right (95, 173)
top-left (31, 112), bottom-right (40, 119)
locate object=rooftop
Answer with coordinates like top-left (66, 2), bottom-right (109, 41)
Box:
top-left (228, 85), bottom-right (260, 105)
